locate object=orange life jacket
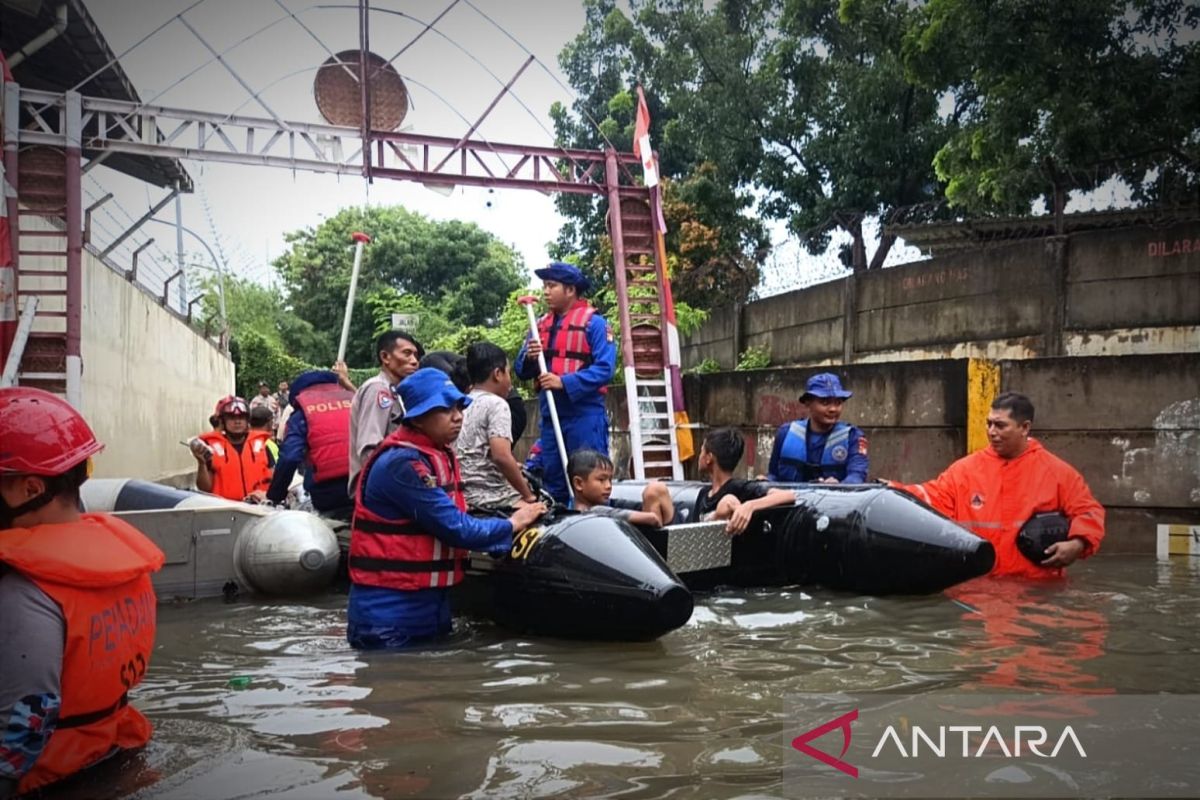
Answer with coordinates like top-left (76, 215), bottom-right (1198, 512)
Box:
top-left (198, 429), bottom-right (273, 501)
top-left (536, 300), bottom-right (605, 393)
top-left (348, 427), bottom-right (468, 590)
top-left (294, 382), bottom-right (353, 483)
top-left (0, 514), bottom-right (164, 794)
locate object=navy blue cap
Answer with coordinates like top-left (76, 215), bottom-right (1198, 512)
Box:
top-left (802, 372), bottom-right (853, 400)
top-left (534, 261), bottom-right (592, 295)
top-left (397, 367), bottom-right (472, 419)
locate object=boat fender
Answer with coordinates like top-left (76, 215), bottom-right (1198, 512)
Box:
top-left (1016, 512), bottom-right (1070, 566)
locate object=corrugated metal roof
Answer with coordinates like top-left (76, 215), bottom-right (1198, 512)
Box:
top-left (1, 0), bottom-right (193, 191)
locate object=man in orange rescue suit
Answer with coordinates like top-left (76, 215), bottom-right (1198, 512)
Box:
top-left (889, 391), bottom-right (1105, 579)
top-left (347, 368), bottom-right (545, 649)
top-left (190, 396), bottom-right (274, 502)
top-left (266, 369), bottom-right (355, 519)
top-left (0, 388), bottom-right (165, 797)
top-left (516, 262), bottom-right (616, 505)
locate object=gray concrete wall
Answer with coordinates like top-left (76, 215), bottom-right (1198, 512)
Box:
top-left (81, 246), bottom-right (234, 485)
top-left (682, 222), bottom-right (1200, 369)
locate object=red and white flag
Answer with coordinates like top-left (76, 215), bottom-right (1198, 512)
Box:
top-left (632, 85), bottom-right (659, 189)
top-left (1, 53), bottom-right (17, 368)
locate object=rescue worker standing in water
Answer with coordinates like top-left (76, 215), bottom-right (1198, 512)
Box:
top-left (516, 262), bottom-right (617, 505)
top-left (888, 391), bottom-right (1105, 579)
top-left (0, 388), bottom-right (165, 797)
top-left (346, 368), bottom-right (545, 649)
top-left (767, 373), bottom-right (869, 483)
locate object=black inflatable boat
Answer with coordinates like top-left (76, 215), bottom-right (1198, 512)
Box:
top-left (607, 481), bottom-right (995, 594)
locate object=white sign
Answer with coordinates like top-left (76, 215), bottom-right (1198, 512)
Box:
top-left (391, 313), bottom-right (420, 331)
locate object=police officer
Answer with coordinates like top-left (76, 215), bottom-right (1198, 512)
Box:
top-left (348, 330), bottom-right (423, 493)
top-left (266, 369), bottom-right (355, 519)
top-left (0, 388), bottom-right (164, 796)
top-left (346, 368), bottom-right (545, 649)
top-left (516, 262), bottom-right (617, 504)
top-left (767, 373), bottom-right (869, 483)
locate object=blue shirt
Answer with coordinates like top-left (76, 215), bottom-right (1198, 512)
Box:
top-left (767, 421), bottom-right (869, 483)
top-left (516, 308), bottom-right (616, 419)
top-left (347, 443), bottom-right (513, 642)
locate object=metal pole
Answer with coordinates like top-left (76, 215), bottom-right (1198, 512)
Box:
top-left (518, 295), bottom-right (572, 501)
top-left (99, 187), bottom-right (179, 258)
top-left (64, 90), bottom-right (83, 409)
top-left (144, 219), bottom-right (227, 339)
top-left (337, 232), bottom-right (370, 362)
top-left (2, 79), bottom-right (22, 370)
top-left (175, 189), bottom-right (186, 310)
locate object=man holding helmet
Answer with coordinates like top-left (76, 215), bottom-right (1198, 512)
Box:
top-left (0, 388), bottom-right (164, 796)
top-left (191, 395), bottom-right (275, 502)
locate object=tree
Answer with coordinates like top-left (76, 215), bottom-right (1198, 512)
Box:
top-left (195, 274), bottom-right (327, 366)
top-left (903, 0), bottom-right (1200, 219)
top-left (274, 206), bottom-right (525, 366)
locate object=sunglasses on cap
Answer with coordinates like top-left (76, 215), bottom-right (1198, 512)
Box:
top-left (220, 398), bottom-right (249, 416)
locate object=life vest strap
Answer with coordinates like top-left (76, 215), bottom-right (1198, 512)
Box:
top-left (352, 518), bottom-right (425, 536)
top-left (56, 692), bottom-right (128, 730)
top-left (349, 555), bottom-right (463, 574)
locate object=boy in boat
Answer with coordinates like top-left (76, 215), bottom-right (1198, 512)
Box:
top-left (568, 450), bottom-right (674, 527)
top-left (700, 428), bottom-right (796, 534)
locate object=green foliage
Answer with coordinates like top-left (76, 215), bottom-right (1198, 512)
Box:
top-left (903, 0), bottom-right (1199, 213)
top-left (230, 330), bottom-right (310, 398)
top-left (273, 205), bottom-right (525, 366)
top-left (688, 357), bottom-right (721, 375)
top-left (195, 274), bottom-right (327, 365)
top-left (735, 345), bottom-right (771, 371)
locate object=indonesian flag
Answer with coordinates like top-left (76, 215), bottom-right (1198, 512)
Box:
top-left (1, 53), bottom-right (16, 369)
top-left (632, 85), bottom-right (659, 189)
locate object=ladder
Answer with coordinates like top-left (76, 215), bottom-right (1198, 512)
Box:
top-left (604, 152), bottom-right (683, 480)
top-left (9, 209), bottom-right (70, 398)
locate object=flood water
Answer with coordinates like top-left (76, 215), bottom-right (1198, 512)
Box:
top-left (60, 557), bottom-right (1200, 799)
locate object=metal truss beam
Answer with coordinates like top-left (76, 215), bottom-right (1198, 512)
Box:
top-left (16, 87), bottom-right (644, 196)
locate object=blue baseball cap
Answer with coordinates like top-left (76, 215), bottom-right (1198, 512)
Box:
top-left (534, 261), bottom-right (592, 295)
top-left (397, 367), bottom-right (472, 419)
top-left (802, 372), bottom-right (853, 400)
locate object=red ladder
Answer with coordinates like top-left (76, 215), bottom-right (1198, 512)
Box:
top-left (604, 152), bottom-right (683, 480)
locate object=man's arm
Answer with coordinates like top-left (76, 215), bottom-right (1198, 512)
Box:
top-left (0, 574), bottom-right (64, 797)
top-left (194, 449), bottom-right (215, 493)
top-left (515, 330), bottom-right (540, 380)
top-left (766, 423), bottom-right (788, 481)
top-left (351, 383), bottom-right (391, 467)
top-left (265, 412), bottom-right (307, 504)
top-left (489, 437), bottom-right (536, 503)
top-left (724, 487), bottom-right (797, 534)
top-left (843, 427), bottom-right (870, 483)
top-left (559, 315), bottom-right (616, 402)
top-left (1044, 466), bottom-right (1106, 565)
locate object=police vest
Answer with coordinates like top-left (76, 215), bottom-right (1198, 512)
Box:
top-left (295, 382), bottom-right (353, 483)
top-left (537, 300), bottom-right (606, 393)
top-left (199, 429), bottom-right (273, 501)
top-left (779, 420), bottom-right (851, 480)
top-left (348, 427), bottom-right (468, 591)
top-left (0, 514), bottom-right (163, 793)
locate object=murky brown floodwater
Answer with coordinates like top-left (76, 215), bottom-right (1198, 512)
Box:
top-left (51, 557), bottom-right (1200, 799)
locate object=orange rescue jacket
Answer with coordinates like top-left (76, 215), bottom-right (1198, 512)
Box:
top-left (0, 514), bottom-right (164, 793)
top-left (893, 438), bottom-right (1105, 579)
top-left (199, 429), bottom-right (273, 501)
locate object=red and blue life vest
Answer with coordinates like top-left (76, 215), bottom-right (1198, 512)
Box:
top-left (537, 300), bottom-right (605, 393)
top-left (348, 427), bottom-right (468, 591)
top-left (294, 382), bottom-right (353, 483)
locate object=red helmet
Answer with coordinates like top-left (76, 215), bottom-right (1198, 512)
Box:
top-left (0, 387), bottom-right (105, 475)
top-left (218, 396), bottom-right (249, 417)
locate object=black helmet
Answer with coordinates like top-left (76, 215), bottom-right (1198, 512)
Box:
top-left (1016, 512), bottom-right (1070, 566)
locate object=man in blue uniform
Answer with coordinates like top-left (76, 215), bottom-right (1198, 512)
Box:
top-left (516, 262), bottom-right (617, 505)
top-left (767, 373), bottom-right (869, 483)
top-left (346, 368), bottom-right (545, 649)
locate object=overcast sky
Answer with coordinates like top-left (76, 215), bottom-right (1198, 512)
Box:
top-left (80, 0), bottom-right (590, 299)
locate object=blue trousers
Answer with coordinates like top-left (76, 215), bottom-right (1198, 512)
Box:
top-left (537, 410), bottom-right (609, 505)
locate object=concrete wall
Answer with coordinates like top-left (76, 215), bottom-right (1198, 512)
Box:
top-left (81, 246), bottom-right (234, 484)
top-left (682, 222), bottom-right (1200, 369)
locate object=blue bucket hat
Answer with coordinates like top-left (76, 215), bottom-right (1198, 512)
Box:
top-left (802, 372), bottom-right (853, 400)
top-left (397, 367), bottom-right (472, 419)
top-left (534, 261), bottom-right (592, 295)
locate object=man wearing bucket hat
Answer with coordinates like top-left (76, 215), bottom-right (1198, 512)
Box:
top-left (191, 396), bottom-right (275, 502)
top-left (767, 372), bottom-right (869, 484)
top-left (0, 388), bottom-right (164, 795)
top-left (346, 368), bottom-right (546, 649)
top-left (516, 261), bottom-right (617, 504)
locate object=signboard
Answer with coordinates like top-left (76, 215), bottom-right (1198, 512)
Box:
top-left (391, 313), bottom-right (420, 331)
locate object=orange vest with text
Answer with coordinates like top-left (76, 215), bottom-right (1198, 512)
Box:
top-left (199, 429), bottom-right (273, 500)
top-left (0, 514), bottom-right (164, 793)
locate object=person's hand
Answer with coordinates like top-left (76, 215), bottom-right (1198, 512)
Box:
top-left (509, 502), bottom-right (547, 532)
top-left (525, 336), bottom-right (543, 359)
top-left (189, 438), bottom-right (212, 463)
top-left (816, 476), bottom-right (840, 484)
top-left (243, 490), bottom-right (267, 505)
top-left (332, 360), bottom-right (354, 390)
top-left (536, 373), bottom-right (564, 391)
top-left (1041, 538), bottom-right (1086, 568)
top-left (726, 502), bottom-right (754, 536)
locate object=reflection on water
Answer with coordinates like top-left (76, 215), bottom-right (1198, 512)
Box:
top-left (63, 557), bottom-right (1200, 799)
